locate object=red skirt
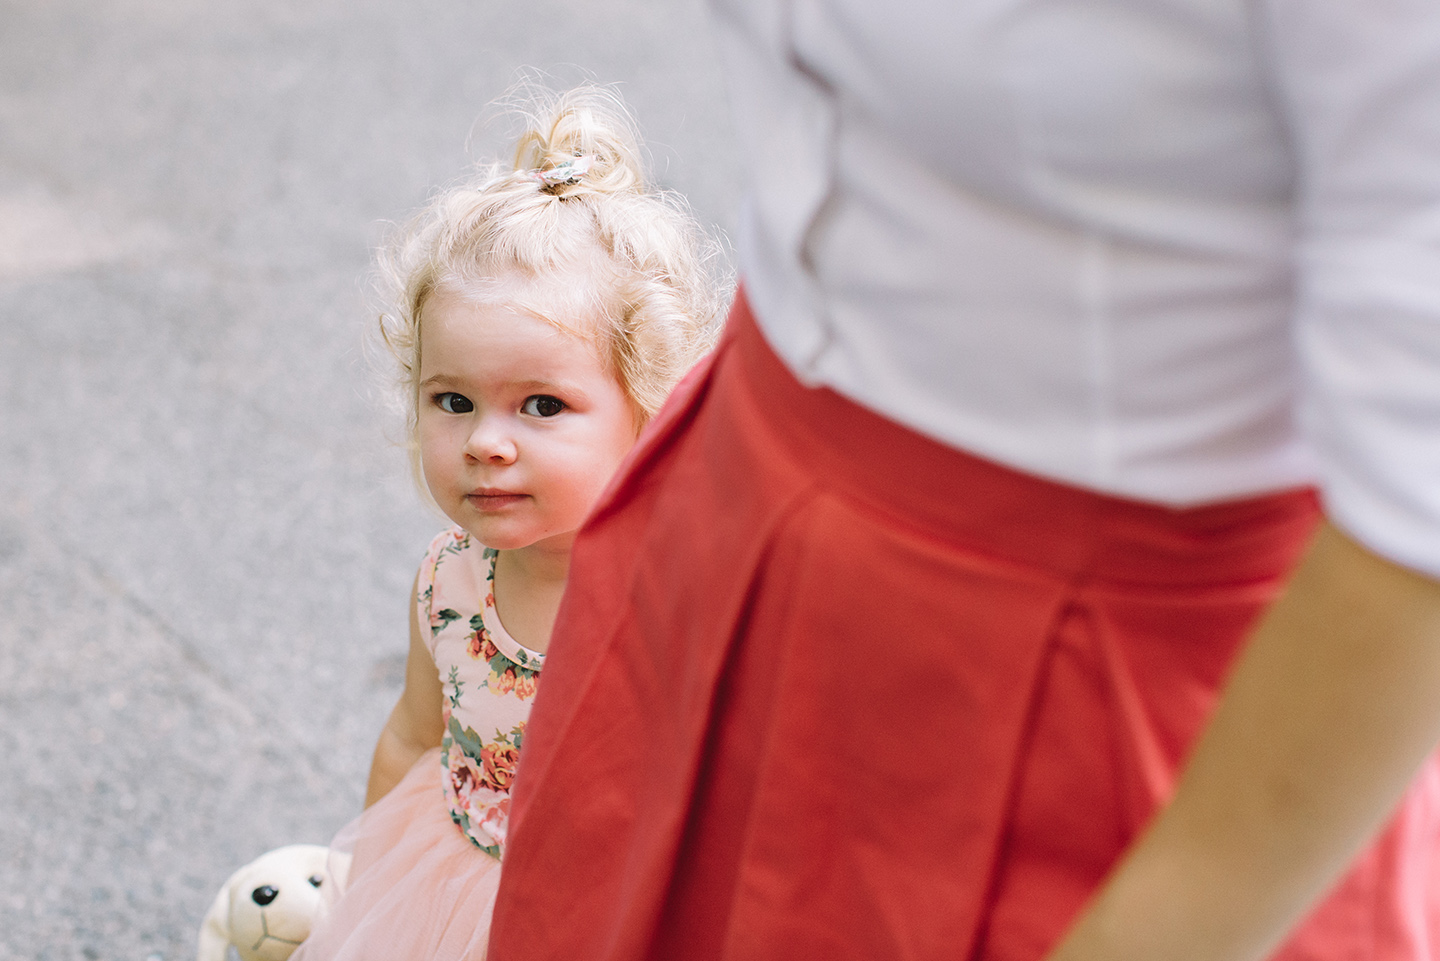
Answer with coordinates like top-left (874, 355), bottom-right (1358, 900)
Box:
top-left (490, 292), bottom-right (1440, 961)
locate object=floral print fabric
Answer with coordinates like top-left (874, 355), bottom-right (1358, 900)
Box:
top-left (418, 527), bottom-right (544, 858)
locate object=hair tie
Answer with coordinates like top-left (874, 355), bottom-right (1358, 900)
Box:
top-left (529, 155), bottom-right (595, 188)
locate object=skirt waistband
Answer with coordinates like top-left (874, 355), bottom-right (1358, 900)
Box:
top-left (724, 289), bottom-right (1320, 588)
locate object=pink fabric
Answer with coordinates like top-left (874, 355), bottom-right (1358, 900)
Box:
top-left (291, 749), bottom-right (500, 961)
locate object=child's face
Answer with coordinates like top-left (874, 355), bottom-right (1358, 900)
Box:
top-left (416, 286), bottom-right (639, 555)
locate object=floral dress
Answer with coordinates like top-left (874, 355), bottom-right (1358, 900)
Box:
top-left (290, 527), bottom-right (543, 961)
top-left (420, 526), bottom-right (544, 858)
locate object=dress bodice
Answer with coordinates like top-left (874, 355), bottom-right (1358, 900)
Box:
top-left (416, 527), bottom-right (545, 857)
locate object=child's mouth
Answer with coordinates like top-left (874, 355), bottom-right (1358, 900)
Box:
top-left (468, 489), bottom-right (527, 509)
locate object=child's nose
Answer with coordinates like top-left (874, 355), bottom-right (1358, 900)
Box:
top-left (463, 419), bottom-right (517, 464)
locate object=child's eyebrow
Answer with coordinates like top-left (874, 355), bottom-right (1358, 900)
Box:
top-left (416, 373), bottom-right (587, 396)
top-left (512, 379), bottom-right (575, 393)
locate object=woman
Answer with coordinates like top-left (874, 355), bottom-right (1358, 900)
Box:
top-left (490, 2), bottom-right (1440, 959)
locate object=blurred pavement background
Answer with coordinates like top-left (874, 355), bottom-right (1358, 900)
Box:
top-left (0, 1), bottom-right (739, 957)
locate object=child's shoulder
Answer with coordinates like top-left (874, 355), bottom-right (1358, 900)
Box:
top-left (422, 525), bottom-right (477, 566)
top-left (420, 525), bottom-right (496, 577)
top-left (417, 526), bottom-right (495, 618)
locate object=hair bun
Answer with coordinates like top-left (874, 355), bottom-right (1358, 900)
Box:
top-left (510, 85), bottom-right (645, 198)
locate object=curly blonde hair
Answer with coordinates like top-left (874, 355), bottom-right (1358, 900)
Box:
top-left (375, 84), bottom-right (729, 465)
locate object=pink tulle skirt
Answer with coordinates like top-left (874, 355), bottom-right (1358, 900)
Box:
top-left (292, 748), bottom-right (501, 961)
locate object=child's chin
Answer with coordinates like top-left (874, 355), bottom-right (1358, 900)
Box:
top-left (448, 513), bottom-right (524, 547)
top-left (451, 515), bottom-right (578, 553)
top-left (497, 530), bottom-right (579, 554)
top-left (462, 526), bottom-right (542, 552)
top-left (465, 529), bottom-right (519, 550)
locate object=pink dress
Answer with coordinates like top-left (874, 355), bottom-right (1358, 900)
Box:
top-left (294, 527), bottom-right (543, 961)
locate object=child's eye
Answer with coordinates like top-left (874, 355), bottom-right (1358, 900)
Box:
top-left (436, 392), bottom-right (473, 414)
top-left (521, 395), bottom-right (566, 417)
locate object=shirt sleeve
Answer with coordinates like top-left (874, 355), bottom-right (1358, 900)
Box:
top-left (1266, 0), bottom-right (1440, 578)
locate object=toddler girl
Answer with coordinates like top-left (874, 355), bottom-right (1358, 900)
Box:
top-left (291, 84), bottom-right (725, 961)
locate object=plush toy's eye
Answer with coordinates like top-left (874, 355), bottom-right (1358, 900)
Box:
top-left (251, 885), bottom-right (279, 906)
top-left (309, 875), bottom-right (323, 888)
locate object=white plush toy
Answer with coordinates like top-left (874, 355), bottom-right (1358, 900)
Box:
top-left (197, 844), bottom-right (351, 961)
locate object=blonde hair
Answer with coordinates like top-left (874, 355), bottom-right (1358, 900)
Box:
top-left (375, 84), bottom-right (729, 466)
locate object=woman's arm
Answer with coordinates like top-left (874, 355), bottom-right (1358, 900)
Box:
top-left (364, 579), bottom-right (446, 808)
top-left (1047, 520), bottom-right (1440, 961)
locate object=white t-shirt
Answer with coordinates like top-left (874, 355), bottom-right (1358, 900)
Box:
top-left (710, 0), bottom-right (1440, 578)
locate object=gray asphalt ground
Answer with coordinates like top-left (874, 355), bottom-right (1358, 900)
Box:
top-left (0, 2), bottom-right (739, 958)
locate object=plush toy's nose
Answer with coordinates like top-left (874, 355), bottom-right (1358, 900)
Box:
top-left (251, 885), bottom-right (279, 906)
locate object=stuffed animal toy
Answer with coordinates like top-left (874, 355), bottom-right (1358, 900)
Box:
top-left (196, 844), bottom-right (351, 961)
